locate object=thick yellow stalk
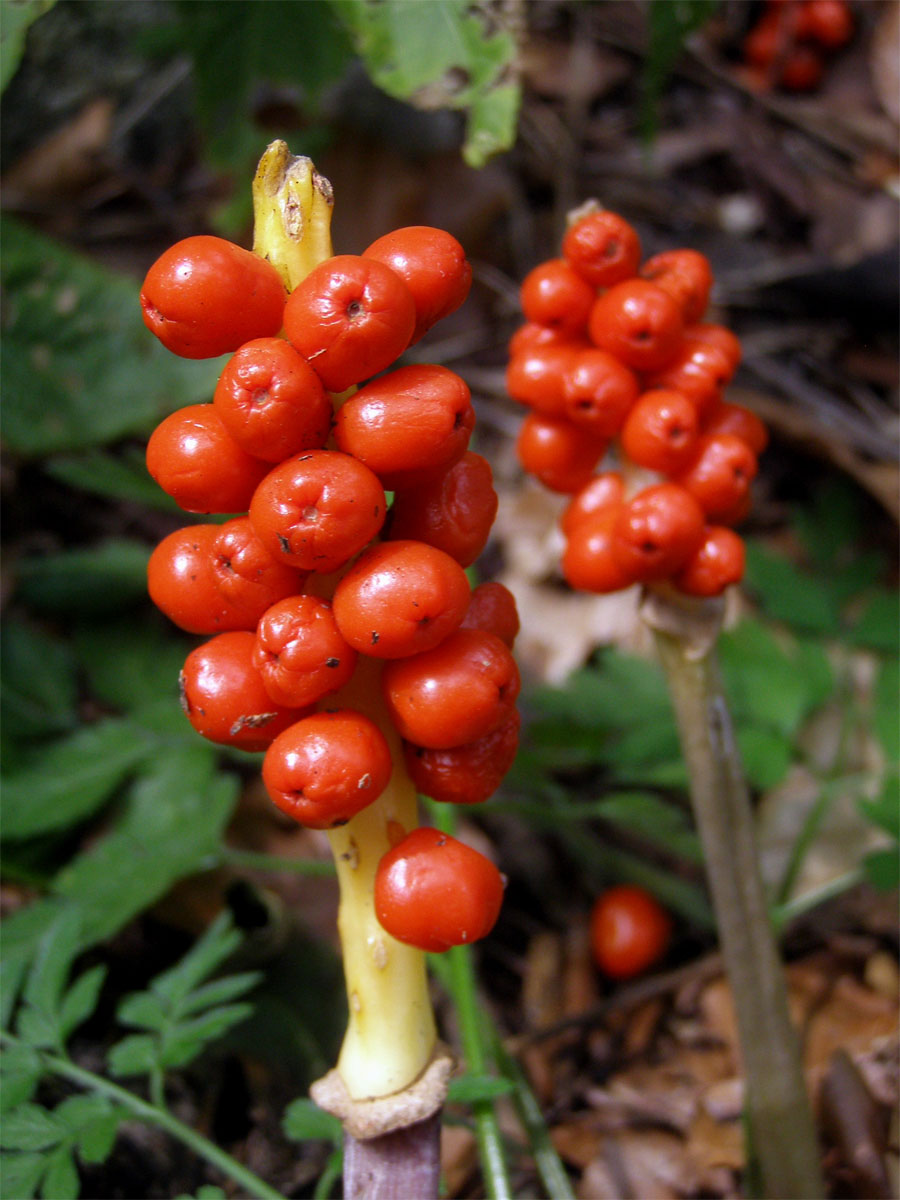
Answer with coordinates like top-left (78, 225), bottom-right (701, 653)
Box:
top-left (251, 141), bottom-right (438, 1105)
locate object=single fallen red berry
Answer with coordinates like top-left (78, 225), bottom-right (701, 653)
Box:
top-left (140, 235), bottom-right (286, 359)
top-left (590, 884), bottom-right (672, 980)
top-left (374, 826), bottom-right (504, 951)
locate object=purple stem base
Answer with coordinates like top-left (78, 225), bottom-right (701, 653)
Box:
top-left (342, 1111), bottom-right (442, 1200)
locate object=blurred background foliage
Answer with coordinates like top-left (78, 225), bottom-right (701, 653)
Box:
top-left (1, 1), bottom-right (897, 1197)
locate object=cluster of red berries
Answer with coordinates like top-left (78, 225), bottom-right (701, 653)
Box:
top-left (507, 206), bottom-right (767, 600)
top-left (141, 226), bottom-right (519, 953)
top-left (742, 0), bottom-right (854, 92)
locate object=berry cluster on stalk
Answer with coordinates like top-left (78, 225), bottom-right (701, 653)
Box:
top-left (141, 224), bottom-right (519, 955)
top-left (742, 0), bottom-right (854, 92)
top-left (507, 204), bottom-right (768, 600)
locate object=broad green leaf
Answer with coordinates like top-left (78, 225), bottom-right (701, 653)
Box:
top-left (0, 1045), bottom-right (43, 1113)
top-left (14, 540), bottom-right (150, 615)
top-left (334, 0), bottom-right (520, 166)
top-left (0, 0), bottom-right (56, 92)
top-left (38, 1145), bottom-right (78, 1200)
top-left (0, 619), bottom-right (77, 745)
top-left (0, 215), bottom-right (219, 456)
top-left (72, 616), bottom-right (192, 714)
top-left (874, 657), bottom-right (899, 763)
top-left (848, 590), bottom-right (900, 654)
top-left (642, 0), bottom-right (718, 141)
top-left (1, 720), bottom-right (149, 839)
top-left (735, 726), bottom-right (793, 790)
top-left (743, 542), bottom-right (842, 635)
top-left (282, 1096), bottom-right (342, 1143)
top-left (863, 846), bottom-right (899, 891)
top-left (447, 1073), bottom-right (516, 1103)
top-left (0, 1148), bottom-right (46, 1199)
top-left (0, 1104), bottom-right (63, 1152)
top-left (43, 448), bottom-right (181, 512)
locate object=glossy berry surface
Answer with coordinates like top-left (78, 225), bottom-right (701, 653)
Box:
top-left (404, 710), bottom-right (521, 806)
top-left (363, 225), bottom-right (472, 342)
top-left (387, 452), bottom-right (498, 568)
top-left (590, 885), bottom-right (672, 980)
top-left (140, 235), bottom-right (286, 359)
top-left (562, 208), bottom-right (642, 288)
top-left (253, 595), bottom-right (357, 707)
top-left (262, 710), bottom-right (392, 829)
top-left (459, 582), bottom-right (520, 647)
top-left (374, 826), bottom-right (504, 951)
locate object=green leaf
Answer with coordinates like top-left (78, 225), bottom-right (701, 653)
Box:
top-left (642, 0), bottom-right (718, 141)
top-left (0, 0), bottom-right (56, 93)
top-left (72, 616), bottom-right (191, 714)
top-left (43, 448), bottom-right (182, 512)
top-left (0, 215), bottom-right (220, 457)
top-left (744, 541), bottom-right (843, 635)
top-left (0, 1104), bottom-right (64, 1152)
top-left (114, 991), bottom-right (168, 1032)
top-left (58, 965), bottom-right (107, 1042)
top-left (735, 726), bottom-right (793, 790)
top-left (588, 792), bottom-right (703, 864)
top-left (0, 1148), bottom-right (46, 1199)
top-left (447, 1073), bottom-right (515, 1103)
top-left (38, 1146), bottom-right (78, 1200)
top-left (0, 619), bottom-right (77, 745)
top-left (149, 912), bottom-right (244, 1010)
top-left (19, 910), bottom-right (83, 1043)
top-left (176, 972), bottom-right (263, 1018)
top-left (282, 1096), bottom-right (342, 1143)
top-left (859, 775), bottom-right (900, 841)
top-left (157, 1003), bottom-right (255, 1069)
top-left (873, 657), bottom-right (899, 763)
top-left (14, 540), bottom-right (150, 615)
top-left (848, 590), bottom-right (900, 654)
top-left (0, 1045), bottom-right (43, 1113)
top-left (862, 846), bottom-right (899, 891)
top-left (106, 1034), bottom-right (157, 1079)
top-left (1, 720), bottom-right (149, 839)
top-left (335, 0), bottom-right (520, 165)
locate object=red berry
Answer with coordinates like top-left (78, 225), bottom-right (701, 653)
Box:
top-left (560, 471), bottom-right (626, 538)
top-left (146, 404), bottom-right (269, 514)
top-left (459, 582), bottom-right (520, 647)
top-left (506, 343), bottom-right (583, 417)
top-left (562, 209), bottom-right (642, 288)
top-left (363, 225), bottom-right (471, 343)
top-left (249, 450), bottom-right (386, 573)
top-left (519, 258), bottom-right (595, 335)
top-left (179, 631), bottom-right (298, 752)
top-left (590, 885), bottom-right (672, 979)
top-left (253, 595), bottom-right (357, 707)
top-left (148, 524), bottom-right (250, 634)
top-left (508, 321), bottom-right (583, 359)
top-left (140, 236), bottom-right (286, 359)
top-left (209, 516), bottom-right (307, 624)
top-left (262, 710), bottom-right (392, 829)
top-left (611, 483), bottom-right (706, 582)
top-left (562, 508), bottom-right (637, 594)
top-left (646, 337), bottom-right (735, 419)
top-left (403, 710), bottom-right (521, 806)
top-left (588, 279), bottom-right (684, 372)
top-left (674, 526), bottom-right (746, 596)
top-left (516, 412), bottom-right (607, 494)
top-left (620, 388), bottom-right (700, 475)
top-left (675, 433), bottom-right (758, 522)
top-left (387, 452), bottom-right (498, 568)
top-left (375, 827), bottom-right (504, 951)
top-left (332, 540), bottom-right (470, 659)
top-left (283, 254), bottom-right (415, 392)
top-left (640, 248), bottom-right (713, 325)
top-left (334, 364), bottom-right (474, 490)
top-left (702, 403), bottom-right (768, 456)
top-left (382, 629), bottom-right (520, 749)
top-left (561, 347), bottom-right (641, 438)
top-left (212, 337), bottom-right (332, 463)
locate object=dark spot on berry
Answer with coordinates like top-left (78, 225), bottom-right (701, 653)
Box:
top-left (277, 534), bottom-right (291, 554)
top-left (325, 657), bottom-right (340, 668)
top-left (371, 631), bottom-right (379, 644)
top-left (346, 300), bottom-right (364, 320)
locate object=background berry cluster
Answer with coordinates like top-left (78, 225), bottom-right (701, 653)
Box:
top-left (507, 206), bottom-right (769, 601)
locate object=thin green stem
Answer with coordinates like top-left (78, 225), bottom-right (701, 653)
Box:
top-left (1, 1030), bottom-right (286, 1200)
top-left (772, 866), bottom-right (866, 932)
top-left (652, 624), bottom-right (824, 1200)
top-left (217, 847), bottom-right (335, 876)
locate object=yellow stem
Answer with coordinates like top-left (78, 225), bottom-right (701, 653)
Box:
top-left (251, 141), bottom-right (437, 1102)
